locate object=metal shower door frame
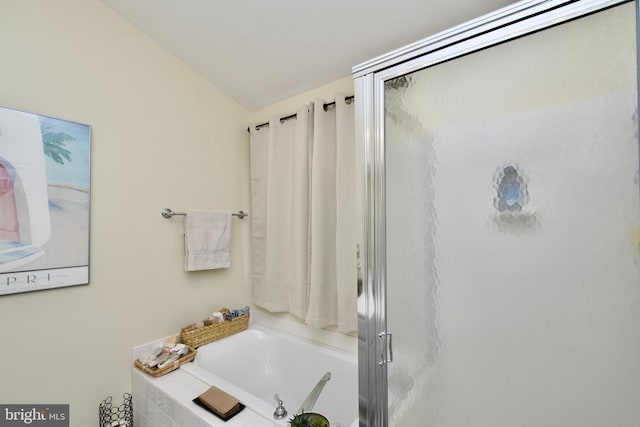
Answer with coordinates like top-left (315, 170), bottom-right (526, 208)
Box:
top-left (353, 0), bottom-right (637, 426)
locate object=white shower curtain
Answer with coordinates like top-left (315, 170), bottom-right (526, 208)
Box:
top-left (249, 106), bottom-right (311, 320)
top-left (249, 93), bottom-right (357, 333)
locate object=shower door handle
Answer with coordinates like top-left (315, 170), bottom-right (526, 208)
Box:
top-left (378, 332), bottom-right (393, 366)
top-left (356, 244), bottom-right (363, 297)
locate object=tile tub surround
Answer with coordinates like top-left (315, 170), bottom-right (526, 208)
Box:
top-left (132, 312), bottom-right (358, 427)
top-left (132, 332), bottom-right (277, 427)
top-left (132, 368), bottom-right (277, 427)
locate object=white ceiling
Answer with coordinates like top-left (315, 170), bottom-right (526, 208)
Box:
top-left (100, 0), bottom-right (515, 111)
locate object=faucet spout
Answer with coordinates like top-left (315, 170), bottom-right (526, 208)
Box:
top-left (298, 372), bottom-right (331, 414)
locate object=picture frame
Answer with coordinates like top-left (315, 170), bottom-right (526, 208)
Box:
top-left (0, 105), bottom-right (91, 295)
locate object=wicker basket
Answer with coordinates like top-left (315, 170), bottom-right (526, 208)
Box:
top-left (134, 347), bottom-right (197, 377)
top-left (180, 313), bottom-right (250, 348)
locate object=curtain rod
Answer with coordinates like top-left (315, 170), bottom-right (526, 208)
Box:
top-left (247, 95), bottom-right (354, 132)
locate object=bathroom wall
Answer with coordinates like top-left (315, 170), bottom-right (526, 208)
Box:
top-left (0, 1), bottom-right (251, 425)
top-left (249, 75), bottom-right (354, 126)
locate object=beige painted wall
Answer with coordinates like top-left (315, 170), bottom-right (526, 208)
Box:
top-left (0, 1), bottom-right (251, 425)
top-left (0, 1), bottom-right (357, 424)
top-left (249, 75), bottom-right (354, 127)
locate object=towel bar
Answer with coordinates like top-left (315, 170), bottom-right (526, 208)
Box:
top-left (161, 208), bottom-right (248, 219)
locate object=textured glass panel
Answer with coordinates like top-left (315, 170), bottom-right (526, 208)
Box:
top-left (385, 4), bottom-right (639, 427)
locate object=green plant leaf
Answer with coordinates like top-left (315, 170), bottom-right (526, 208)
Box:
top-left (41, 124), bottom-right (74, 165)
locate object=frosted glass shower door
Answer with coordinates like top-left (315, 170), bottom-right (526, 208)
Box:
top-left (383, 3), bottom-right (640, 426)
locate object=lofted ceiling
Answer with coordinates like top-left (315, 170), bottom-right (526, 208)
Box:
top-left (100, 0), bottom-right (515, 111)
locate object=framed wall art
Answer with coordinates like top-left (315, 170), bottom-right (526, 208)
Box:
top-left (0, 106), bottom-right (91, 295)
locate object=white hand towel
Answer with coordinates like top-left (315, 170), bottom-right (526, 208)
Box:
top-left (184, 211), bottom-right (231, 271)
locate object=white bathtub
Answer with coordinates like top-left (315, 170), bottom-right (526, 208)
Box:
top-left (180, 323), bottom-right (358, 427)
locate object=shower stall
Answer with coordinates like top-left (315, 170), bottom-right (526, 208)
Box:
top-left (353, 0), bottom-right (640, 426)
